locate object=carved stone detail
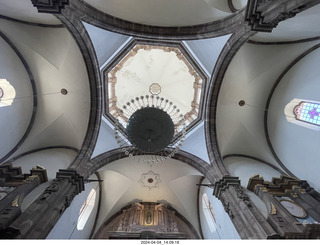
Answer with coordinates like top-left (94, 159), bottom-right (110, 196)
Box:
top-left (245, 0), bottom-right (320, 32)
top-left (3, 169), bottom-right (83, 238)
top-left (0, 164), bottom-right (47, 185)
top-left (94, 202), bottom-right (199, 239)
top-left (247, 174), bottom-right (301, 195)
top-left (213, 176), bottom-right (240, 198)
top-left (270, 203), bottom-right (277, 215)
top-left (300, 180), bottom-right (320, 202)
top-left (248, 175), bottom-right (320, 238)
top-left (220, 197), bottom-right (234, 219)
top-left (30, 0), bottom-right (69, 14)
top-left (234, 185), bottom-right (252, 207)
top-left (0, 164), bottom-right (48, 233)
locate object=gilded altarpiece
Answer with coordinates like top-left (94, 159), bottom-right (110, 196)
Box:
top-left (94, 202), bottom-right (199, 239)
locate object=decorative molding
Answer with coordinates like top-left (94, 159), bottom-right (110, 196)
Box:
top-left (31, 0), bottom-right (69, 14)
top-left (213, 176), bottom-right (240, 198)
top-left (234, 185), bottom-right (252, 207)
top-left (270, 203), bottom-right (277, 215)
top-left (56, 169), bottom-right (84, 194)
top-left (0, 163), bottom-right (47, 184)
top-left (76, 0), bottom-right (245, 40)
top-left (138, 171), bottom-right (161, 189)
top-left (93, 202), bottom-right (199, 239)
top-left (247, 174), bottom-right (302, 196)
top-left (300, 180), bottom-right (320, 202)
top-left (284, 224), bottom-right (320, 239)
top-left (87, 148), bottom-right (217, 184)
top-left (0, 164), bottom-right (48, 234)
top-left (247, 36), bottom-right (320, 45)
top-left (0, 15), bottom-right (63, 28)
top-left (245, 0), bottom-right (320, 32)
top-left (38, 169), bottom-right (84, 215)
top-left (220, 197), bottom-right (234, 219)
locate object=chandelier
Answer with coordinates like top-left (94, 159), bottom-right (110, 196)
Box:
top-left (114, 95), bottom-right (186, 165)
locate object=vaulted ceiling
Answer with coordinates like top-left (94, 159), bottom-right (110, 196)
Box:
top-left (1, 0), bottom-right (320, 238)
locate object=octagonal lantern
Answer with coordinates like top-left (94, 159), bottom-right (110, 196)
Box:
top-left (103, 39), bottom-right (207, 135)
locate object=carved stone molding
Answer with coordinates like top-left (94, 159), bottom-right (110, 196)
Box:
top-left (30, 0), bottom-right (69, 14)
top-left (56, 169), bottom-right (84, 194)
top-left (94, 202), bottom-right (199, 239)
top-left (245, 0), bottom-right (320, 32)
top-left (0, 165), bottom-right (48, 236)
top-left (0, 163), bottom-right (47, 186)
top-left (247, 174), bottom-right (302, 195)
top-left (300, 180), bottom-right (320, 202)
top-left (213, 176), bottom-right (240, 198)
top-left (5, 169), bottom-right (84, 238)
top-left (234, 185), bottom-right (253, 207)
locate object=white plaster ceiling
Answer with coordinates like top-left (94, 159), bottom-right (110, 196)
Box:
top-left (0, 19), bottom-right (91, 158)
top-left (95, 157), bottom-right (203, 235)
top-left (84, 0), bottom-right (232, 26)
top-left (268, 47), bottom-right (320, 191)
top-left (0, 0), bottom-right (61, 25)
top-left (0, 37), bottom-right (33, 159)
top-left (216, 39), bottom-right (320, 181)
top-left (251, 4), bottom-right (320, 42)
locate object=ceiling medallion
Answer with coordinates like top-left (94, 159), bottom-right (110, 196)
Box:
top-left (139, 171), bottom-right (160, 189)
top-left (149, 83), bottom-right (161, 95)
top-left (114, 95), bottom-right (186, 165)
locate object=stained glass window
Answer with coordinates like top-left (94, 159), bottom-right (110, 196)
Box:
top-left (294, 102), bottom-right (320, 126)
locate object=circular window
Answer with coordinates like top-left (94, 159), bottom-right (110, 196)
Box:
top-left (0, 87), bottom-right (3, 99)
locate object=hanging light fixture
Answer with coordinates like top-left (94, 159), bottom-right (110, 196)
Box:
top-left (114, 95), bottom-right (186, 165)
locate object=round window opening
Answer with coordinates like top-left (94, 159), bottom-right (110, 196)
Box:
top-left (147, 178), bottom-right (154, 183)
top-left (0, 87), bottom-right (4, 98)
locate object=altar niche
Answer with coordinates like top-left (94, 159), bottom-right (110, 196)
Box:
top-left (93, 202), bottom-right (200, 239)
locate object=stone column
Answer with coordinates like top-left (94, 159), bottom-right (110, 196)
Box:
top-left (214, 176), bottom-right (278, 239)
top-left (0, 164), bottom-right (48, 238)
top-left (5, 169), bottom-right (84, 239)
top-left (248, 174), bottom-right (320, 238)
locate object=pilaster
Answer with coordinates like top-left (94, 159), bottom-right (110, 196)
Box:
top-left (248, 175), bottom-right (320, 238)
top-left (0, 164), bottom-right (48, 238)
top-left (30, 0), bottom-right (69, 13)
top-left (6, 169), bottom-right (83, 239)
top-left (214, 176), bottom-right (278, 239)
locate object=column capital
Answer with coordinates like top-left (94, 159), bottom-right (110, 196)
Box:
top-left (245, 0), bottom-right (320, 32)
top-left (56, 169), bottom-right (84, 194)
top-left (213, 176), bottom-right (240, 198)
top-left (30, 0), bottom-right (69, 14)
